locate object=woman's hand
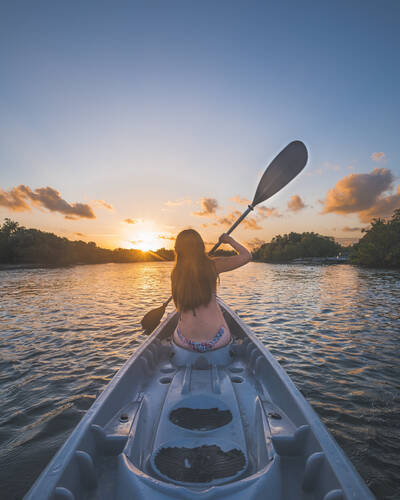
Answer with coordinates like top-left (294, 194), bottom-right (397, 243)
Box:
top-left (218, 233), bottom-right (234, 245)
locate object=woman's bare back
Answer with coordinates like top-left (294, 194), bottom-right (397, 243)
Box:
top-left (173, 296), bottom-right (231, 350)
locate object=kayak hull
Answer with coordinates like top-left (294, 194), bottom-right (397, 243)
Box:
top-left (25, 299), bottom-right (374, 500)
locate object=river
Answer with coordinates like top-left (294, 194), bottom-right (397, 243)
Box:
top-left (0, 262), bottom-right (399, 499)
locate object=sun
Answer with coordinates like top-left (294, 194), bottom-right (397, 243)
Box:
top-left (129, 231), bottom-right (161, 252)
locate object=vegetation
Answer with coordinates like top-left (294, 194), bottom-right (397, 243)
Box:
top-left (252, 232), bottom-right (342, 263)
top-left (3, 210), bottom-right (399, 269)
top-left (350, 209), bottom-right (400, 268)
top-left (0, 219), bottom-right (175, 266)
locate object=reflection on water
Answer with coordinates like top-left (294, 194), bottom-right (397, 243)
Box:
top-left (0, 262), bottom-right (399, 499)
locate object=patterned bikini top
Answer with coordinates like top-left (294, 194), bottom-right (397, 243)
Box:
top-left (176, 326), bottom-right (225, 353)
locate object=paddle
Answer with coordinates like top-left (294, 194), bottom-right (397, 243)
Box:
top-left (141, 140), bottom-right (308, 334)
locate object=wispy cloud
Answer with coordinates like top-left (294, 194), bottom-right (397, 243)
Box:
top-left (0, 186), bottom-right (31, 211)
top-left (217, 210), bottom-right (262, 230)
top-left (158, 234), bottom-right (176, 241)
top-left (322, 162), bottom-right (341, 172)
top-left (95, 199), bottom-right (113, 210)
top-left (257, 206), bottom-right (281, 218)
top-left (322, 168), bottom-right (400, 222)
top-left (247, 237), bottom-right (265, 249)
top-left (0, 185), bottom-right (95, 219)
top-left (287, 195), bottom-right (307, 212)
top-left (371, 152), bottom-right (386, 162)
top-left (230, 195), bottom-right (251, 205)
top-left (192, 197), bottom-right (219, 216)
top-left (342, 226), bottom-right (362, 232)
top-left (123, 218), bottom-right (137, 224)
top-left (217, 210), bottom-right (241, 226)
top-left (165, 198), bottom-right (192, 207)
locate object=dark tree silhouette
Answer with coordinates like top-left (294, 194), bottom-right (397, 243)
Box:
top-left (350, 209), bottom-right (400, 268)
top-left (252, 232), bottom-right (342, 263)
top-left (0, 219), bottom-right (175, 266)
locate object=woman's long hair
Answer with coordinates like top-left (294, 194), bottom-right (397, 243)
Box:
top-left (171, 229), bottom-right (218, 312)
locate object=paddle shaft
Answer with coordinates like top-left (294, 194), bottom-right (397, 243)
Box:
top-left (208, 205), bottom-right (254, 255)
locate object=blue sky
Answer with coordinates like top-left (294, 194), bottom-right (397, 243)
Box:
top-left (1, 1), bottom-right (399, 249)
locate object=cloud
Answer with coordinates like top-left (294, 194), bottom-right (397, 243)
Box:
top-left (247, 237), bottom-right (265, 250)
top-left (0, 186), bottom-right (31, 211)
top-left (256, 206), bottom-right (281, 218)
top-left (158, 234), bottom-right (176, 241)
top-left (322, 162), bottom-right (342, 172)
top-left (371, 152), bottom-right (386, 162)
top-left (0, 185), bottom-right (95, 219)
top-left (230, 195), bottom-right (251, 205)
top-left (217, 210), bottom-right (262, 230)
top-left (342, 226), bottom-right (362, 232)
top-left (287, 195), bottom-right (307, 212)
top-left (243, 218), bottom-right (262, 230)
top-left (335, 237), bottom-right (361, 247)
top-left (322, 168), bottom-right (400, 222)
top-left (165, 198), bottom-right (192, 207)
top-left (123, 218), bottom-right (137, 224)
top-left (217, 210), bottom-right (240, 226)
top-left (357, 185), bottom-right (400, 222)
top-left (95, 199), bottom-right (113, 210)
top-left (192, 197), bottom-right (219, 216)
top-left (74, 232), bottom-right (86, 237)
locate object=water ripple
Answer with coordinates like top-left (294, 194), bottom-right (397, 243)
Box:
top-left (0, 262), bottom-right (399, 499)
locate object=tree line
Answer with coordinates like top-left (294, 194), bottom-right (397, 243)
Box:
top-left (350, 209), bottom-right (400, 268)
top-left (0, 219), bottom-right (175, 266)
top-left (2, 209), bottom-right (399, 268)
top-left (252, 209), bottom-right (400, 268)
top-left (252, 231), bottom-right (342, 263)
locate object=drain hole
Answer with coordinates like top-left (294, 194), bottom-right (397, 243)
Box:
top-left (231, 377), bottom-right (244, 383)
top-left (229, 367), bottom-right (243, 373)
top-left (161, 366), bottom-right (175, 373)
top-left (155, 445), bottom-right (245, 483)
top-left (169, 407), bottom-right (232, 430)
top-left (159, 377), bottom-right (172, 384)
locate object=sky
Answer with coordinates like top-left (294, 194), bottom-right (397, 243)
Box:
top-left (1, 0), bottom-right (399, 251)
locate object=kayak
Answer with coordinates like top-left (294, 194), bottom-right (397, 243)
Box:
top-left (25, 298), bottom-right (374, 500)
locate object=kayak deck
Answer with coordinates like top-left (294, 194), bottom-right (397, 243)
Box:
top-left (25, 300), bottom-right (374, 500)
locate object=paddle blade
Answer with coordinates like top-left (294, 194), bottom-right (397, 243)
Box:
top-left (252, 141), bottom-right (308, 206)
top-left (141, 304), bottom-right (166, 335)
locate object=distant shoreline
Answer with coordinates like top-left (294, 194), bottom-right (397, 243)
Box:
top-left (0, 259), bottom-right (351, 272)
top-left (0, 261), bottom-right (158, 271)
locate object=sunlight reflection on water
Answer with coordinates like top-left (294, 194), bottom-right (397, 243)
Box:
top-left (0, 262), bottom-right (399, 499)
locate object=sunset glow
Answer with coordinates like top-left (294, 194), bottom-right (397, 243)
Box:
top-left (0, 2), bottom-right (399, 249)
top-left (130, 232), bottom-right (162, 252)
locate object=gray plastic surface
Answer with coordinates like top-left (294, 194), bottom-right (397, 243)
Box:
top-left (25, 299), bottom-right (375, 500)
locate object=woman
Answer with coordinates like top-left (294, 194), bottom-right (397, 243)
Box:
top-left (172, 229), bottom-right (251, 352)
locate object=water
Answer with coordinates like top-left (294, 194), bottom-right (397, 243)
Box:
top-left (0, 262), bottom-right (399, 499)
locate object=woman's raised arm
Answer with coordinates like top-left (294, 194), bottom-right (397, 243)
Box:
top-left (213, 234), bottom-right (251, 273)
